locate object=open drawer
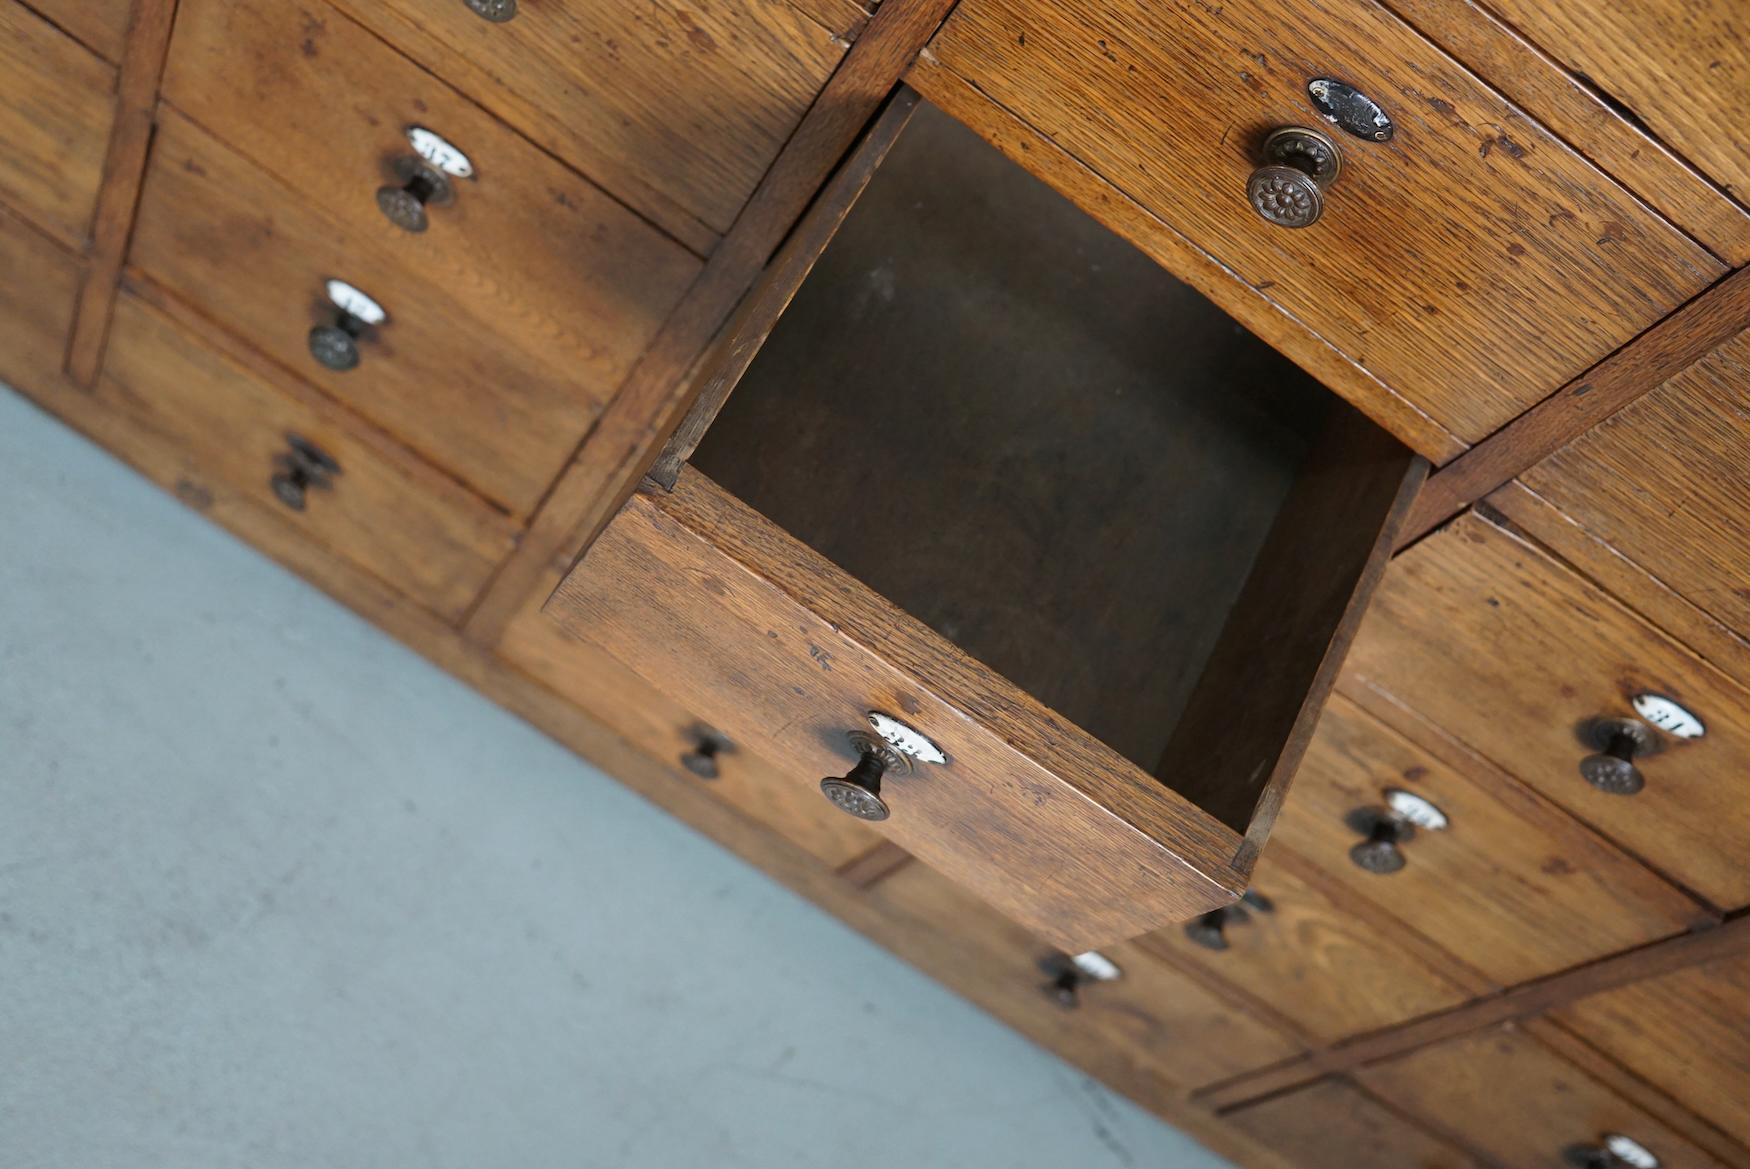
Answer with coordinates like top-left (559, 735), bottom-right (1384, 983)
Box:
top-left (547, 92), bottom-right (1424, 949)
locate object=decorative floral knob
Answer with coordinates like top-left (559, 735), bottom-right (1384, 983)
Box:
top-left (269, 434), bottom-right (340, 511)
top-left (377, 158), bottom-right (454, 233)
top-left (679, 725), bottom-right (732, 780)
top-left (462, 0), bottom-right (516, 21)
top-left (819, 732), bottom-right (907, 822)
top-left (1247, 127), bottom-right (1343, 228)
top-left (1578, 717), bottom-right (1656, 795)
top-left (1183, 890), bottom-right (1274, 951)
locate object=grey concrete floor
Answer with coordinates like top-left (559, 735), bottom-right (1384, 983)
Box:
top-left (0, 387), bottom-right (1235, 1169)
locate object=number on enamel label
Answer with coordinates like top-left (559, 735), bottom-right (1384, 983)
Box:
top-left (866, 712), bottom-right (946, 765)
top-left (1070, 951), bottom-right (1123, 982)
top-left (1385, 788), bottom-right (1450, 831)
top-left (324, 279), bottom-right (388, 325)
top-left (1631, 694), bottom-right (1705, 739)
top-left (407, 127), bottom-right (474, 179)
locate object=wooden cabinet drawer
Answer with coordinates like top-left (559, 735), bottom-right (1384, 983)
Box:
top-left (913, 0), bottom-right (1723, 446)
top-left (29, 0), bottom-right (131, 63)
top-left (0, 207), bottom-right (81, 396)
top-left (871, 861), bottom-right (1299, 1093)
top-left (0, 0), bottom-right (114, 249)
top-left (1358, 1024), bottom-right (1732, 1169)
top-left (1556, 947), bottom-right (1750, 1152)
top-left (96, 290), bottom-right (515, 622)
top-left (1344, 509), bottom-right (1750, 910)
top-left (497, 595), bottom-right (884, 871)
top-left (1140, 848), bottom-right (1471, 1044)
top-left (130, 111), bottom-right (650, 518)
top-left (1270, 692), bottom-right (1701, 987)
top-left (547, 97), bottom-right (1422, 950)
top-left (321, 0), bottom-right (846, 248)
top-left (1226, 1077), bottom-right (1486, 1169)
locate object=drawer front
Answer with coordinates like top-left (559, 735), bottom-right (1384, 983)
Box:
top-left (1344, 510), bottom-right (1750, 909)
top-left (497, 598), bottom-right (884, 870)
top-left (131, 111), bottom-right (612, 517)
top-left (1358, 1025), bottom-right (1732, 1169)
top-left (1227, 1078), bottom-right (1486, 1169)
top-left (920, 0), bottom-right (1722, 444)
top-left (98, 291), bottom-right (515, 622)
top-left (1521, 328), bottom-right (1750, 678)
top-left (549, 469), bottom-right (1249, 952)
top-left (1557, 950), bottom-right (1750, 1152)
top-left (1142, 848), bottom-right (1470, 1044)
top-left (1272, 692), bottom-right (1700, 987)
top-left (0, 207), bottom-right (81, 395)
top-left (30, 0), bottom-right (132, 62)
top-left (0, 0), bottom-right (114, 249)
top-left (1477, 0), bottom-right (1748, 203)
top-left (871, 862), bottom-right (1299, 1092)
top-left (323, 0), bottom-right (846, 246)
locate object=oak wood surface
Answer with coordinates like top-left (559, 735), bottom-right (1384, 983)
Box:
top-left (162, 0), bottom-right (701, 425)
top-left (1477, 0), bottom-right (1749, 207)
top-left (1403, 266), bottom-right (1750, 541)
top-left (1276, 690), bottom-right (1705, 988)
top-left (1347, 509), bottom-right (1750, 908)
top-left (0, 0), bottom-right (115, 250)
top-left (130, 111), bottom-right (618, 518)
top-left (325, 0), bottom-right (847, 249)
top-left (1379, 0), bottom-right (1750, 265)
top-left (0, 204), bottom-right (82, 395)
top-left (548, 469), bottom-right (1247, 949)
top-left (925, 0), bottom-right (1722, 445)
top-left (1358, 1024), bottom-right (1735, 1169)
top-left (461, 0), bottom-right (965, 648)
top-left (1225, 1077), bottom-right (1487, 1169)
top-left (25, 0), bottom-right (133, 62)
top-left (99, 290), bottom-right (515, 622)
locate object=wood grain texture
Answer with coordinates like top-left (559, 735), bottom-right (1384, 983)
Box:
top-left (1358, 1024), bottom-right (1736, 1169)
top-left (1347, 510), bottom-right (1750, 908)
top-left (162, 0), bottom-right (701, 419)
top-left (548, 469), bottom-right (1247, 950)
top-left (325, 0), bottom-right (847, 248)
top-left (1404, 266), bottom-right (1750, 541)
top-left (871, 861), bottom-right (1301, 1092)
top-left (64, 0), bottom-right (177, 389)
top-left (925, 0), bottom-right (1722, 444)
top-left (1478, 0), bottom-right (1750, 206)
top-left (0, 0), bottom-right (115, 250)
top-left (99, 290), bottom-right (515, 622)
top-left (462, 0), bottom-right (964, 648)
top-left (1226, 1077), bottom-right (1488, 1169)
top-left (0, 204), bottom-right (82, 394)
top-left (130, 112), bottom-right (615, 518)
top-left (1276, 690), bottom-right (1705, 987)
top-left (496, 586), bottom-right (884, 869)
top-left (25, 0), bottom-right (133, 62)
top-left (1557, 952), bottom-right (1750, 1153)
top-left (1380, 0), bottom-right (1750, 264)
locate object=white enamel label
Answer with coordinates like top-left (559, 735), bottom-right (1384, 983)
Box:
top-left (867, 712), bottom-right (946, 765)
top-left (1070, 951), bottom-right (1123, 982)
top-left (324, 279), bottom-right (387, 325)
top-left (407, 127), bottom-right (474, 178)
top-left (1632, 694), bottom-right (1705, 740)
top-left (1604, 1134), bottom-right (1660, 1169)
top-left (1385, 788), bottom-right (1450, 831)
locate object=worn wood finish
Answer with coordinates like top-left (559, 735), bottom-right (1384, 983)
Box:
top-left (0, 205), bottom-right (82, 395)
top-left (1380, 0), bottom-right (1750, 264)
top-left (99, 290), bottom-right (515, 622)
top-left (1478, 0), bottom-right (1749, 206)
top-left (1558, 953), bottom-right (1750, 1153)
top-left (326, 0), bottom-right (847, 249)
top-left (130, 112), bottom-right (616, 518)
top-left (1275, 691), bottom-right (1705, 987)
top-left (1403, 266), bottom-right (1750, 541)
top-left (783, 0), bottom-right (872, 41)
top-left (1358, 1024), bottom-right (1736, 1169)
top-left (461, 0), bottom-right (966, 648)
top-left (925, 0), bottom-right (1722, 445)
top-left (65, 0), bottom-right (179, 389)
top-left (497, 588), bottom-right (884, 869)
top-left (1226, 1078), bottom-right (1487, 1169)
top-left (0, 0), bottom-right (114, 250)
top-left (26, 0), bottom-right (133, 62)
top-left (831, 840), bottom-right (912, 888)
top-left (549, 469), bottom-right (1249, 949)
top-left (1348, 510), bottom-right (1750, 908)
top-left (1141, 847), bottom-right (1472, 1045)
top-left (871, 861), bottom-right (1301, 1092)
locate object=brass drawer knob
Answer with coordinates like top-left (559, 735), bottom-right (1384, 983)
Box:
top-left (679, 725), bottom-right (732, 780)
top-left (462, 0), bottom-right (516, 21)
top-left (269, 434), bottom-right (340, 511)
top-left (1183, 889), bottom-right (1274, 951)
top-left (1247, 126), bottom-right (1343, 228)
top-left (819, 732), bottom-right (904, 822)
top-left (377, 158), bottom-right (454, 233)
top-left (308, 279), bottom-right (388, 373)
top-left (1563, 1134), bottom-right (1661, 1169)
top-left (1578, 717), bottom-right (1656, 795)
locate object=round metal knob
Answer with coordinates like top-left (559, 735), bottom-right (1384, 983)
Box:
top-left (268, 434), bottom-right (340, 512)
top-left (1345, 806), bottom-right (1414, 874)
top-left (679, 726), bottom-right (731, 780)
top-left (1248, 126), bottom-right (1342, 228)
top-left (1579, 718), bottom-right (1655, 795)
top-left (819, 732), bottom-right (905, 822)
top-left (1183, 890), bottom-right (1274, 951)
top-left (462, 0), bottom-right (517, 20)
top-left (308, 318), bottom-right (363, 371)
top-left (1043, 966), bottom-right (1083, 1009)
top-left (376, 159), bottom-right (453, 233)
